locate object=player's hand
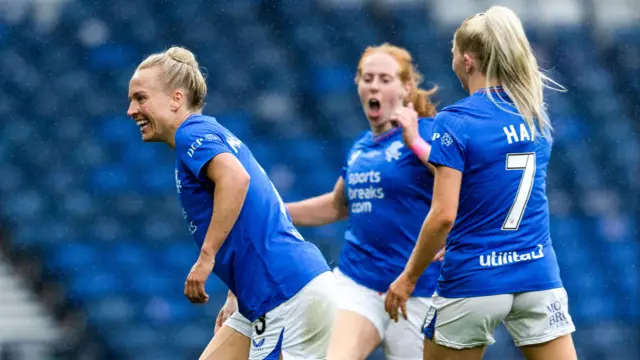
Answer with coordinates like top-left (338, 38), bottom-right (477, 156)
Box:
top-left (390, 102), bottom-right (419, 146)
top-left (433, 247), bottom-right (446, 262)
top-left (384, 272), bottom-right (416, 323)
top-left (214, 294), bottom-right (238, 333)
top-left (185, 253), bottom-right (214, 304)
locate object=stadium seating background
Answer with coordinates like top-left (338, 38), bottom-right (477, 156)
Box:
top-left (0, 0), bottom-right (638, 359)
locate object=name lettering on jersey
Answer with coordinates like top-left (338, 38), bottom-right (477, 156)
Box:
top-left (225, 133), bottom-right (242, 154)
top-left (385, 141), bottom-right (404, 162)
top-left (546, 296), bottom-right (570, 328)
top-left (503, 124), bottom-right (532, 144)
top-left (347, 150), bottom-right (362, 166)
top-left (175, 169), bottom-right (182, 194)
top-left (479, 244), bottom-right (544, 267)
top-left (347, 170), bottom-right (384, 214)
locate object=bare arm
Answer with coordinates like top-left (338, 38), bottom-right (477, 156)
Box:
top-left (286, 177), bottom-right (349, 226)
top-left (200, 153), bottom-right (251, 259)
top-left (412, 143), bottom-right (436, 174)
top-left (404, 166), bottom-right (461, 282)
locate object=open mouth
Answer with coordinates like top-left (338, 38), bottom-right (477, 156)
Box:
top-left (368, 98), bottom-right (380, 111)
top-left (136, 118), bottom-right (151, 132)
top-left (367, 98), bottom-right (382, 118)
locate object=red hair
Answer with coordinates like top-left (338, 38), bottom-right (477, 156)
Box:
top-left (355, 43), bottom-right (437, 117)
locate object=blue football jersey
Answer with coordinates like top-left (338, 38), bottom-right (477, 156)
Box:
top-left (338, 119), bottom-right (442, 297)
top-left (428, 87), bottom-right (563, 298)
top-left (174, 115), bottom-right (330, 321)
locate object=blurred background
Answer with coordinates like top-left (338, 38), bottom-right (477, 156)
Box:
top-left (0, 0), bottom-right (638, 359)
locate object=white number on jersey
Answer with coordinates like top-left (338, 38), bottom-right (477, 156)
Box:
top-left (502, 153), bottom-right (536, 231)
top-left (257, 164), bottom-right (304, 240)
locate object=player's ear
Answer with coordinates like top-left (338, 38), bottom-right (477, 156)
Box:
top-left (171, 90), bottom-right (185, 112)
top-left (401, 80), bottom-right (412, 103)
top-left (463, 53), bottom-right (474, 74)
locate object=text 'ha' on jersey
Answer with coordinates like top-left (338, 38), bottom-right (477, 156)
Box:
top-left (338, 118), bottom-right (442, 297)
top-left (427, 87), bottom-right (563, 299)
top-left (174, 115), bottom-right (329, 321)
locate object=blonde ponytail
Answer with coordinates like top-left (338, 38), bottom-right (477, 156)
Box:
top-left (456, 6), bottom-right (565, 139)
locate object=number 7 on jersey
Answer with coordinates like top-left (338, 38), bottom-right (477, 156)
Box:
top-left (502, 153), bottom-right (536, 231)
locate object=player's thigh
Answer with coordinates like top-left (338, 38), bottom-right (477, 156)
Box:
top-left (423, 337), bottom-right (486, 360)
top-left (328, 268), bottom-right (389, 360)
top-left (423, 293), bottom-right (513, 351)
top-left (199, 324), bottom-right (250, 360)
top-left (503, 288), bottom-right (576, 359)
top-left (250, 271), bottom-right (337, 360)
top-left (383, 296), bottom-right (431, 360)
top-left (519, 334), bottom-right (577, 360)
top-left (328, 310), bottom-right (381, 360)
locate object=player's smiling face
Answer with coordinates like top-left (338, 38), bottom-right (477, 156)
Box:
top-left (127, 67), bottom-right (175, 143)
top-left (357, 52), bottom-right (408, 133)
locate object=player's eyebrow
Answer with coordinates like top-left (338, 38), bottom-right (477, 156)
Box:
top-left (128, 91), bottom-right (144, 101)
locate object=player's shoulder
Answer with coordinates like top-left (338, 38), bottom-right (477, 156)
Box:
top-left (418, 116), bottom-right (435, 124)
top-left (417, 116), bottom-right (436, 140)
top-left (444, 90), bottom-right (511, 118)
top-left (351, 129), bottom-right (373, 149)
top-left (175, 114), bottom-right (227, 150)
top-left (177, 114), bottom-right (222, 138)
top-left (439, 95), bottom-right (481, 118)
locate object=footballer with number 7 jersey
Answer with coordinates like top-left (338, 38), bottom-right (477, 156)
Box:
top-left (385, 6), bottom-right (577, 360)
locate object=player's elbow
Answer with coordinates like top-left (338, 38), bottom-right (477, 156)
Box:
top-left (331, 195), bottom-right (349, 221)
top-left (430, 207), bottom-right (456, 231)
top-left (235, 171), bottom-right (250, 194)
top-left (219, 169), bottom-right (250, 196)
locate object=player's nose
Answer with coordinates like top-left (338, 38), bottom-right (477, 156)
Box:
top-left (127, 103), bottom-right (138, 118)
top-left (368, 79), bottom-right (381, 92)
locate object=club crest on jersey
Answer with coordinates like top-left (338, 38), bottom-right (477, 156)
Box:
top-left (348, 150), bottom-right (362, 166)
top-left (385, 141), bottom-right (404, 162)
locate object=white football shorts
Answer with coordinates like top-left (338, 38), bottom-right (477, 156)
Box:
top-left (334, 267), bottom-right (432, 360)
top-left (224, 271), bottom-right (337, 359)
top-left (423, 287), bottom-right (576, 349)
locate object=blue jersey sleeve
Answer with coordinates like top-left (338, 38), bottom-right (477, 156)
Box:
top-left (428, 112), bottom-right (467, 172)
top-left (175, 121), bottom-right (232, 181)
top-left (418, 117), bottom-right (435, 145)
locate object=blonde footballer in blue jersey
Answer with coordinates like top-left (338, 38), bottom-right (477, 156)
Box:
top-left (285, 44), bottom-right (443, 360)
top-left (385, 6), bottom-right (577, 360)
top-left (128, 47), bottom-right (336, 360)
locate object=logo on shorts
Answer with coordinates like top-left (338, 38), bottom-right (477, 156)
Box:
top-left (479, 244), bottom-right (544, 267)
top-left (251, 316), bottom-right (267, 350)
top-left (252, 338), bottom-right (265, 348)
top-left (546, 296), bottom-right (570, 328)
